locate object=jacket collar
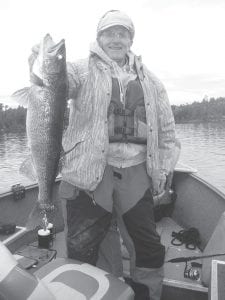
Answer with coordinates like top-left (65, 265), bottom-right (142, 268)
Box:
top-left (89, 41), bottom-right (113, 68)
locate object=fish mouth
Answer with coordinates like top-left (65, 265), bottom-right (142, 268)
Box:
top-left (43, 33), bottom-right (65, 56)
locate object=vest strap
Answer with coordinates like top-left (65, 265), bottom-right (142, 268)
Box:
top-left (114, 127), bottom-right (134, 135)
top-left (114, 108), bottom-right (134, 116)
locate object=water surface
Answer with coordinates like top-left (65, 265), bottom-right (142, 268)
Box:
top-left (0, 122), bottom-right (225, 194)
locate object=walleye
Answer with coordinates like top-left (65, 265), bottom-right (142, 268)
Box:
top-left (12, 34), bottom-right (67, 230)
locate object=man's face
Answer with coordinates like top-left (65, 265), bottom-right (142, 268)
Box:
top-left (98, 25), bottom-right (132, 66)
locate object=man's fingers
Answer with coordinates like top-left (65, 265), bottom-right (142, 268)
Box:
top-left (153, 176), bottom-right (167, 195)
top-left (31, 44), bottom-right (40, 54)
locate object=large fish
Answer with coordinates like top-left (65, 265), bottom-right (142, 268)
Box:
top-left (12, 34), bottom-right (67, 230)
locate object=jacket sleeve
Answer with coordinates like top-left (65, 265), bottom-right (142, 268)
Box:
top-left (156, 82), bottom-right (176, 175)
top-left (66, 62), bottom-right (81, 100)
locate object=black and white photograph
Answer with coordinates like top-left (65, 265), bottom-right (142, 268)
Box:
top-left (0, 1), bottom-right (225, 299)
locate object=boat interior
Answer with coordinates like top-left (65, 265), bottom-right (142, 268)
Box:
top-left (1, 168), bottom-right (225, 299)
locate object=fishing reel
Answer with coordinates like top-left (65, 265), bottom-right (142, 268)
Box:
top-left (184, 261), bottom-right (201, 281)
top-left (168, 250), bottom-right (225, 281)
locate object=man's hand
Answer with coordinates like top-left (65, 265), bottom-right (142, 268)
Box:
top-left (152, 171), bottom-right (167, 196)
top-left (28, 44), bottom-right (39, 72)
top-left (28, 44), bottom-right (43, 85)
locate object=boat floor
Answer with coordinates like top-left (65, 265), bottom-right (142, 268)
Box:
top-left (48, 217), bottom-right (208, 294)
top-left (158, 217), bottom-right (207, 293)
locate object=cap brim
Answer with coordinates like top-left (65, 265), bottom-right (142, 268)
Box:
top-left (98, 23), bottom-right (134, 38)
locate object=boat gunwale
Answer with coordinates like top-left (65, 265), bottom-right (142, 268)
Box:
top-left (1, 171), bottom-right (225, 205)
top-left (0, 177), bottom-right (62, 199)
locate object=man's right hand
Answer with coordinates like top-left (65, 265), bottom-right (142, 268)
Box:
top-left (28, 44), bottom-right (39, 71)
top-left (28, 44), bottom-right (43, 85)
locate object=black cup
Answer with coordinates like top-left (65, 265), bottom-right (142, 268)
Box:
top-left (38, 229), bottom-right (51, 249)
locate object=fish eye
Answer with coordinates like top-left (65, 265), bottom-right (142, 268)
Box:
top-left (57, 54), bottom-right (63, 60)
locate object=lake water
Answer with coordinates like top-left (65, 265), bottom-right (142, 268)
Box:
top-left (0, 122), bottom-right (225, 194)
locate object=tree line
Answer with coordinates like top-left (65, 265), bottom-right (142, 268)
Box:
top-left (0, 96), bottom-right (225, 132)
top-left (0, 104), bottom-right (27, 132)
top-left (172, 97), bottom-right (225, 123)
top-left (0, 103), bottom-right (69, 132)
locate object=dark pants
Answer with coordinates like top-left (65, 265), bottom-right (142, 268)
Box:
top-left (60, 163), bottom-right (165, 300)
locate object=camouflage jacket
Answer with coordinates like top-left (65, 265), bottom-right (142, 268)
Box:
top-left (61, 42), bottom-right (176, 191)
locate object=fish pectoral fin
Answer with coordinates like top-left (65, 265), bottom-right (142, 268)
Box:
top-left (19, 156), bottom-right (37, 182)
top-left (11, 87), bottom-right (30, 107)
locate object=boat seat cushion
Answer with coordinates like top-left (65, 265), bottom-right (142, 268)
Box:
top-left (35, 257), bottom-right (134, 299)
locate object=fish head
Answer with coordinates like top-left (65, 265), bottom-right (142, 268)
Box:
top-left (32, 34), bottom-right (66, 81)
top-left (43, 34), bottom-right (66, 75)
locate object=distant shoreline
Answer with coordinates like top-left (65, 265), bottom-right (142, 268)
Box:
top-left (1, 119), bottom-right (225, 135)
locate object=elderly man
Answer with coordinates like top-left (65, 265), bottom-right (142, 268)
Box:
top-left (30, 9), bottom-right (176, 300)
top-left (60, 10), bottom-right (176, 300)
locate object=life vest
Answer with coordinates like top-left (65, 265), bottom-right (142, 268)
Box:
top-left (108, 78), bottom-right (147, 144)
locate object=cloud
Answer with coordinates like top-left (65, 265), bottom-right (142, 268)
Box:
top-left (0, 0), bottom-right (225, 106)
top-left (165, 73), bottom-right (225, 104)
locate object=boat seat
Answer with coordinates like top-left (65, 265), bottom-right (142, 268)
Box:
top-left (34, 257), bottom-right (134, 299)
top-left (0, 241), bottom-right (134, 300)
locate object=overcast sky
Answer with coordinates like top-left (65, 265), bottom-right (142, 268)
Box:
top-left (0, 0), bottom-right (225, 107)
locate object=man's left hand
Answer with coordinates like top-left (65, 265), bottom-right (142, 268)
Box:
top-left (152, 171), bottom-right (167, 196)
